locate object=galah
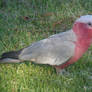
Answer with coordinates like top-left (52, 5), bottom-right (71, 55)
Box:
top-left (0, 15), bottom-right (92, 74)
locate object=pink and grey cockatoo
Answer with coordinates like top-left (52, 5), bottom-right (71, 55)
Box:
top-left (0, 15), bottom-right (92, 74)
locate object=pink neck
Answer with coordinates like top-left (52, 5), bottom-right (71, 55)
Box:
top-left (55, 37), bottom-right (92, 69)
top-left (73, 38), bottom-right (91, 61)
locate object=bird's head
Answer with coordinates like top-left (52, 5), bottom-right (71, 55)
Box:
top-left (73, 15), bottom-right (92, 40)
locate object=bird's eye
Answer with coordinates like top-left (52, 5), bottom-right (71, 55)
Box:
top-left (88, 22), bottom-right (92, 26)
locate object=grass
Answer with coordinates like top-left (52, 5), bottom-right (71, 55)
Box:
top-left (0, 0), bottom-right (92, 92)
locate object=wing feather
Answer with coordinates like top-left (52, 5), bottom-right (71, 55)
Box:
top-left (19, 30), bottom-right (76, 65)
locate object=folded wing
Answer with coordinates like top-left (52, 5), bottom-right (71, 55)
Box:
top-left (19, 30), bottom-right (77, 65)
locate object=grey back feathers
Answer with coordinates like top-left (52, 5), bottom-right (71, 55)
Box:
top-left (19, 30), bottom-right (76, 65)
top-left (0, 30), bottom-right (76, 65)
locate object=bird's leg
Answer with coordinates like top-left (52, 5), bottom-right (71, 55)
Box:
top-left (54, 65), bottom-right (70, 75)
top-left (55, 67), bottom-right (67, 75)
top-left (54, 58), bottom-right (75, 75)
top-left (55, 67), bottom-right (68, 75)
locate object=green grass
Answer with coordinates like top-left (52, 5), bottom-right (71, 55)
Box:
top-left (0, 0), bottom-right (92, 92)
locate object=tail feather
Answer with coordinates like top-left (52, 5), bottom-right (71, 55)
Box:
top-left (0, 49), bottom-right (23, 63)
top-left (1, 50), bottom-right (21, 59)
top-left (0, 58), bottom-right (21, 63)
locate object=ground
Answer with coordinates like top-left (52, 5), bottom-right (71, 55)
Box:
top-left (0, 0), bottom-right (92, 92)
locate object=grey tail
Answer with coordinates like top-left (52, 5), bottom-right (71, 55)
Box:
top-left (0, 49), bottom-right (23, 63)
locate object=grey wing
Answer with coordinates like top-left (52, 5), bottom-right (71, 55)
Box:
top-left (19, 30), bottom-right (76, 65)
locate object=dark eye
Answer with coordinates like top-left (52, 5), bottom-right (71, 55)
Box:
top-left (88, 22), bottom-right (92, 26)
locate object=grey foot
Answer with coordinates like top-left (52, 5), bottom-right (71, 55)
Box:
top-left (56, 68), bottom-right (69, 75)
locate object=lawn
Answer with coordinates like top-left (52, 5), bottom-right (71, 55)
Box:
top-left (0, 0), bottom-right (92, 92)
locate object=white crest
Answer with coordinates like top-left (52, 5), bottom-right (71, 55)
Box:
top-left (76, 15), bottom-right (92, 24)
